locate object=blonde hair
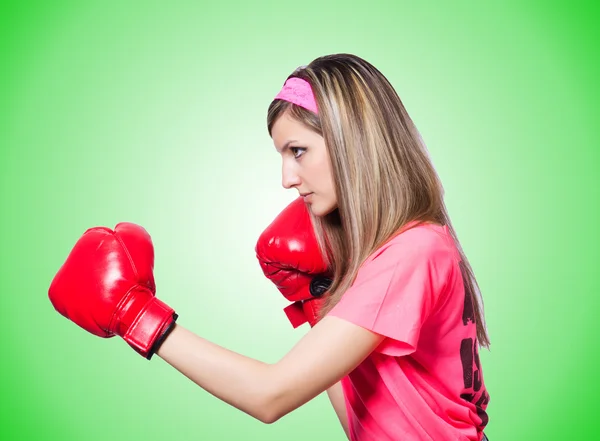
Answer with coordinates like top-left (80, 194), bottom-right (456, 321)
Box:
top-left (267, 54), bottom-right (490, 348)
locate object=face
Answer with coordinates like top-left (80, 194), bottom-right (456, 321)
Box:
top-left (271, 111), bottom-right (337, 216)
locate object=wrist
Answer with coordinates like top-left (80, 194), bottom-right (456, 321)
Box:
top-left (117, 288), bottom-right (178, 359)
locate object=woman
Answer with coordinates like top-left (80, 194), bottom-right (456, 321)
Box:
top-left (49, 53), bottom-right (491, 441)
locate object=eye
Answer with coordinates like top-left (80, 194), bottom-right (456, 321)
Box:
top-left (290, 147), bottom-right (306, 159)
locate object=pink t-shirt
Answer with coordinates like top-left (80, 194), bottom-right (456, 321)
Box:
top-left (328, 222), bottom-right (490, 441)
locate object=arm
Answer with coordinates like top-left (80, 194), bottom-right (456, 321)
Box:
top-left (47, 221), bottom-right (364, 429)
top-left (327, 381), bottom-right (350, 439)
top-left (254, 198), bottom-right (350, 430)
top-left (157, 315), bottom-right (384, 424)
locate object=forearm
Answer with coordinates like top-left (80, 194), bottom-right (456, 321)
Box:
top-left (156, 324), bottom-right (277, 423)
top-left (155, 316), bottom-right (382, 427)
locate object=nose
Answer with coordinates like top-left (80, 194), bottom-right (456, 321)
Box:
top-left (281, 159), bottom-right (301, 189)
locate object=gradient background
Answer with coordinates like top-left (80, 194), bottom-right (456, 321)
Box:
top-left (1, 1), bottom-right (598, 440)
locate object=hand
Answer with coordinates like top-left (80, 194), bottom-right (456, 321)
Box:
top-left (255, 197), bottom-right (332, 327)
top-left (48, 222), bottom-right (178, 359)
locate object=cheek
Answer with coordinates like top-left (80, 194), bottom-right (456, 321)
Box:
top-left (312, 162), bottom-right (328, 187)
top-left (322, 159), bottom-right (334, 188)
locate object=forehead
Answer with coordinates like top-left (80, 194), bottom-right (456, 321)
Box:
top-left (271, 112), bottom-right (316, 151)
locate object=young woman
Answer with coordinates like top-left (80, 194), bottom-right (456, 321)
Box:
top-left (49, 53), bottom-right (491, 441)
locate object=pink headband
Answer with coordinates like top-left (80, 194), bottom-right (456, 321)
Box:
top-left (274, 77), bottom-right (319, 114)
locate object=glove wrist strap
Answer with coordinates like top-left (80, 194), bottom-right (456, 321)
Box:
top-left (122, 294), bottom-right (178, 359)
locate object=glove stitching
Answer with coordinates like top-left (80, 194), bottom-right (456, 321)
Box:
top-left (113, 231), bottom-right (140, 279)
top-left (108, 287), bottom-right (139, 335)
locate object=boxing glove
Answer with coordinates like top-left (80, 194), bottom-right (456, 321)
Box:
top-left (48, 222), bottom-right (177, 359)
top-left (300, 291), bottom-right (329, 327)
top-left (256, 197), bottom-right (332, 327)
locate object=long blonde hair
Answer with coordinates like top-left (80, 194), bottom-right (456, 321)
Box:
top-left (267, 54), bottom-right (490, 348)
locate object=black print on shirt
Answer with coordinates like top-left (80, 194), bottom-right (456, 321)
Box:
top-left (462, 290), bottom-right (475, 326)
top-left (460, 338), bottom-right (481, 394)
top-left (459, 290), bottom-right (489, 429)
top-left (459, 337), bottom-right (489, 428)
top-left (460, 338), bottom-right (474, 390)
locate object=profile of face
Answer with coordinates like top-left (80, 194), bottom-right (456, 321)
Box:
top-left (271, 111), bottom-right (337, 217)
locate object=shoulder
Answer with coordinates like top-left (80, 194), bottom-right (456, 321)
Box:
top-left (367, 222), bottom-right (459, 265)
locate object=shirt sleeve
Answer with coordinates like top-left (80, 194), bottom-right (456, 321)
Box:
top-left (327, 230), bottom-right (457, 357)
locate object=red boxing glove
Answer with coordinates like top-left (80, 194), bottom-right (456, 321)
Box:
top-left (48, 222), bottom-right (177, 359)
top-left (256, 197), bottom-right (332, 327)
top-left (300, 289), bottom-right (329, 328)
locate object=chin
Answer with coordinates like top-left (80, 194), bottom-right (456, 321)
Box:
top-left (308, 200), bottom-right (337, 217)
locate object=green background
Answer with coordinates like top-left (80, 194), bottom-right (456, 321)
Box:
top-left (1, 1), bottom-right (598, 439)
